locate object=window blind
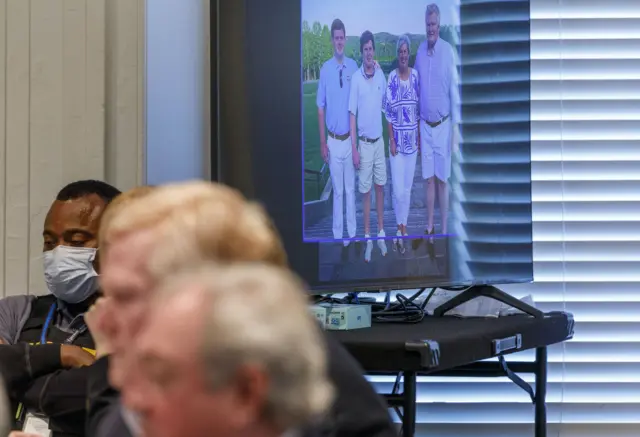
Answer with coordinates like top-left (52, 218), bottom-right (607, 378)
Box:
top-left (370, 0), bottom-right (640, 436)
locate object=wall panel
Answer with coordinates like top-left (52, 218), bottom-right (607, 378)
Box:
top-left (105, 0), bottom-right (145, 191)
top-left (29, 0), bottom-right (65, 295)
top-left (0, 0), bottom-right (144, 297)
top-left (0, 0), bottom-right (6, 298)
top-left (4, 0), bottom-right (31, 297)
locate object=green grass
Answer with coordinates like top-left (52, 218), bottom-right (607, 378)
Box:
top-left (303, 81), bottom-right (390, 202)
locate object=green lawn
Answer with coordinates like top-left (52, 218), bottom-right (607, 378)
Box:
top-left (303, 81), bottom-right (390, 202)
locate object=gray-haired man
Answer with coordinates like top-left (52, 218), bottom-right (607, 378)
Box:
top-left (122, 263), bottom-right (334, 437)
top-left (413, 3), bottom-right (461, 249)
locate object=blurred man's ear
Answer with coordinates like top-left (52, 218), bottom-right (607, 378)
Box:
top-left (228, 365), bottom-right (270, 428)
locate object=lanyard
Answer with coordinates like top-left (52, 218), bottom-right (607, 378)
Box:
top-left (63, 326), bottom-right (87, 345)
top-left (40, 302), bottom-right (87, 345)
top-left (40, 303), bottom-right (57, 345)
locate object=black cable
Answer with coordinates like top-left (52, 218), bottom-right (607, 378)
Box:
top-left (371, 288), bottom-right (429, 324)
top-left (372, 288), bottom-right (424, 312)
top-left (310, 294), bottom-right (342, 305)
top-left (420, 287), bottom-right (438, 310)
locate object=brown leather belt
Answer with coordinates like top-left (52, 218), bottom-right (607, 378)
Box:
top-left (328, 130), bottom-right (350, 141)
top-left (358, 136), bottom-right (380, 144)
top-left (425, 114), bottom-right (449, 128)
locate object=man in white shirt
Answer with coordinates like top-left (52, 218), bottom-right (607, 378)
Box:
top-left (349, 31), bottom-right (388, 263)
top-left (317, 19), bottom-right (359, 250)
top-left (413, 3), bottom-right (461, 251)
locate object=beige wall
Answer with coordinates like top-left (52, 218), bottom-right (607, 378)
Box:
top-left (0, 0), bottom-right (145, 297)
top-left (105, 0), bottom-right (146, 191)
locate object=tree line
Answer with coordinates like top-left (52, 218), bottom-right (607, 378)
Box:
top-left (302, 20), bottom-right (457, 81)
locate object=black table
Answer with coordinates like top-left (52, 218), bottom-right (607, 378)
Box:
top-left (329, 311), bottom-right (574, 437)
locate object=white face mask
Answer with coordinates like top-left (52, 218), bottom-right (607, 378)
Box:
top-left (43, 246), bottom-right (99, 304)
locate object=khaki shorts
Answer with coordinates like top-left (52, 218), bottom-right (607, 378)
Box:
top-left (358, 137), bottom-right (387, 193)
top-left (420, 118), bottom-right (451, 182)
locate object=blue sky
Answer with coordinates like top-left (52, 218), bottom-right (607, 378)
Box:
top-left (302, 0), bottom-right (459, 36)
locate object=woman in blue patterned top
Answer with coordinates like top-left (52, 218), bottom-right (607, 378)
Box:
top-left (384, 34), bottom-right (420, 253)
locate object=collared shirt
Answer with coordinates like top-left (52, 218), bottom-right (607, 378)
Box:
top-left (120, 405), bottom-right (142, 437)
top-left (349, 66), bottom-right (387, 139)
top-left (414, 38), bottom-right (461, 124)
top-left (56, 299), bottom-right (88, 333)
top-left (316, 56), bottom-right (359, 136)
top-left (383, 68), bottom-right (420, 154)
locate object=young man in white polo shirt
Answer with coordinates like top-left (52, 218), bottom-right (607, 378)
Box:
top-left (349, 31), bottom-right (388, 263)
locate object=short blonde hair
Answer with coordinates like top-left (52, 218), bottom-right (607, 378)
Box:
top-left (101, 181), bottom-right (287, 278)
top-left (157, 262), bottom-right (333, 431)
top-left (99, 185), bottom-right (156, 248)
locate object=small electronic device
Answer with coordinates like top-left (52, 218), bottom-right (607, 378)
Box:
top-left (324, 304), bottom-right (372, 331)
top-left (309, 305), bottom-right (329, 329)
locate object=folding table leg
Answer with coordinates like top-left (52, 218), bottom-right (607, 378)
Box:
top-left (534, 347), bottom-right (548, 437)
top-left (403, 371), bottom-right (417, 437)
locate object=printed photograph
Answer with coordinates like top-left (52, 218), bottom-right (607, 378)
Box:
top-left (302, 0), bottom-right (461, 276)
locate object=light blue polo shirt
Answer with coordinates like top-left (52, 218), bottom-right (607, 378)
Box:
top-left (316, 56), bottom-right (359, 136)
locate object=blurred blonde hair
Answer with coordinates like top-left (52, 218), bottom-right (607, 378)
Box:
top-left (101, 181), bottom-right (287, 278)
top-left (99, 185), bottom-right (156, 248)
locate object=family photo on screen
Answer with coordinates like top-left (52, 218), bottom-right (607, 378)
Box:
top-left (302, 0), bottom-right (461, 279)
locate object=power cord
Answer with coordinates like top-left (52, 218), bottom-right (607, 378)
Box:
top-left (371, 288), bottom-right (436, 324)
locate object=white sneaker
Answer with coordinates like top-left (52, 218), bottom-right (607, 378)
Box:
top-left (377, 230), bottom-right (387, 256)
top-left (364, 235), bottom-right (373, 263)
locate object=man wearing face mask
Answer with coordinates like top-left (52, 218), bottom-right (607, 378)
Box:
top-left (0, 179), bottom-right (121, 437)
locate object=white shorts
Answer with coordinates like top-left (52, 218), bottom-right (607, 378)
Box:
top-left (358, 137), bottom-right (387, 193)
top-left (420, 118), bottom-right (451, 182)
